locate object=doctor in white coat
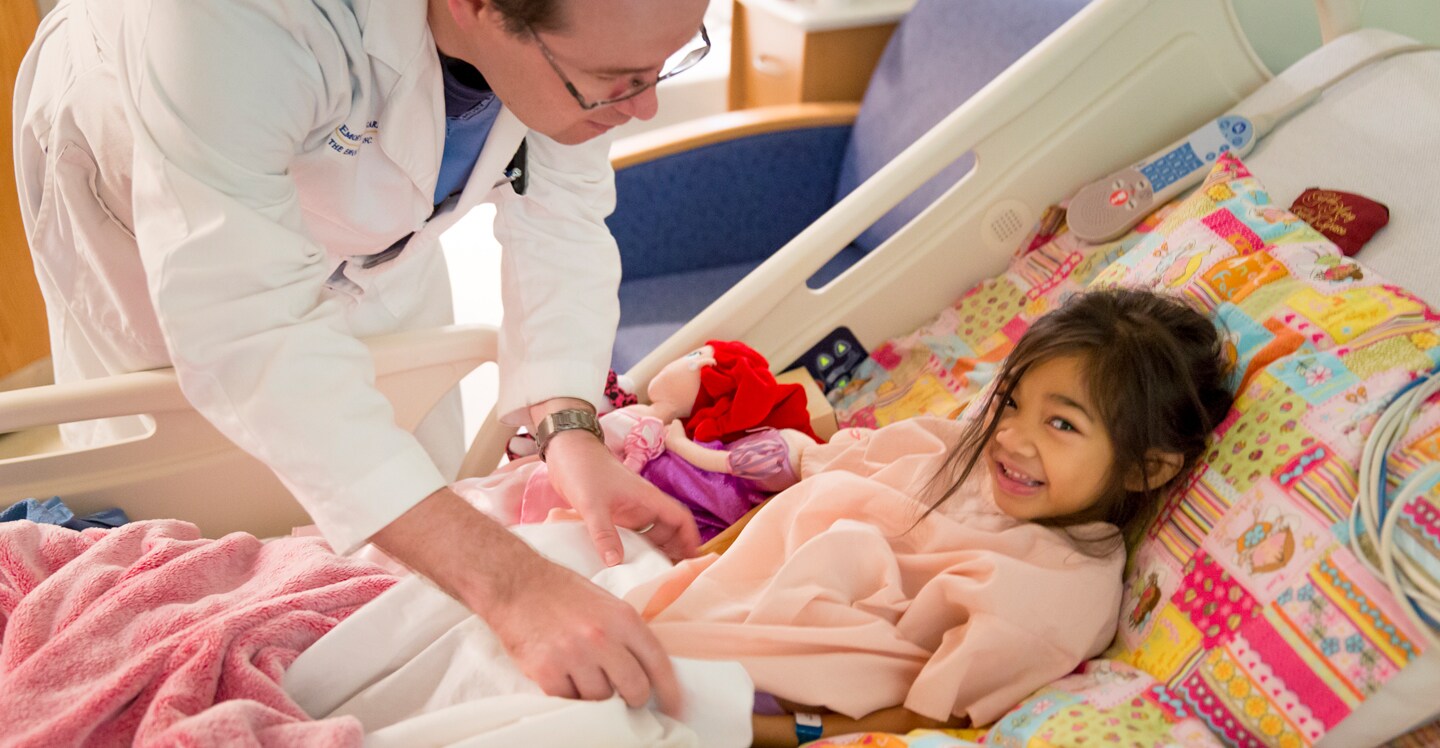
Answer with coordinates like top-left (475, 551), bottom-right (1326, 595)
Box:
top-left (14, 0), bottom-right (709, 714)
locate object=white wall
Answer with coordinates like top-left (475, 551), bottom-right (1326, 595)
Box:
top-left (1233, 0), bottom-right (1440, 73)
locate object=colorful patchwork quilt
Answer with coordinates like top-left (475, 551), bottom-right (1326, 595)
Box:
top-left (820, 154), bottom-right (1440, 747)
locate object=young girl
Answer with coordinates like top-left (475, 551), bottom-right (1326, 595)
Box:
top-left (627, 288), bottom-right (1234, 745)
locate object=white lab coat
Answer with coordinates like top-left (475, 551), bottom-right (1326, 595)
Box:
top-left (13, 0), bottom-right (622, 554)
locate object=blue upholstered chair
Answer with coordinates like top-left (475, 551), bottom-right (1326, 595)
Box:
top-left (606, 0), bottom-right (1092, 371)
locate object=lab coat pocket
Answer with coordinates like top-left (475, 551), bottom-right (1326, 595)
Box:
top-left (325, 231), bottom-right (411, 300)
top-left (40, 141), bottom-right (167, 366)
top-left (325, 231), bottom-right (446, 332)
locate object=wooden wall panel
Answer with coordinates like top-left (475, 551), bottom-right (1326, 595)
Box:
top-left (1, 1), bottom-right (48, 381)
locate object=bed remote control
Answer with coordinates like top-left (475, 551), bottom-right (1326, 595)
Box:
top-left (1068, 115), bottom-right (1255, 243)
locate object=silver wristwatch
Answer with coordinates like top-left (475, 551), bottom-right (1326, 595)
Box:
top-left (533, 408), bottom-right (604, 461)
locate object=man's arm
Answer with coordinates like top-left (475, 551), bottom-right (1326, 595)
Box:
top-left (493, 131), bottom-right (700, 563)
top-left (492, 131), bottom-right (623, 428)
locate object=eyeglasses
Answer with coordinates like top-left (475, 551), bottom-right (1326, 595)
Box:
top-left (529, 24), bottom-right (711, 111)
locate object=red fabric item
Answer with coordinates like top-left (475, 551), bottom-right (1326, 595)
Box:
top-left (0, 520), bottom-right (394, 747)
top-left (684, 340), bottom-right (820, 444)
top-left (1289, 188), bottom-right (1389, 257)
top-left (603, 368), bottom-right (638, 410)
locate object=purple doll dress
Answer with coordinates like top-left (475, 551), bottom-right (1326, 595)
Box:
top-left (640, 430), bottom-right (798, 542)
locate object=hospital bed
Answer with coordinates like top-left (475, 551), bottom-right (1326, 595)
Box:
top-left (3, 0), bottom-right (1439, 744)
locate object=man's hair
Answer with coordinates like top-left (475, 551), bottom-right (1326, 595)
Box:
top-left (490, 0), bottom-right (564, 35)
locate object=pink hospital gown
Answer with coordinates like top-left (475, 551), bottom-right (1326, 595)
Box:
top-left (624, 417), bottom-right (1125, 725)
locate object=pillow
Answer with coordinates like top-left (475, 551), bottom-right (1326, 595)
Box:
top-left (830, 202), bottom-right (1180, 428)
top-left (1001, 154), bottom-right (1440, 748)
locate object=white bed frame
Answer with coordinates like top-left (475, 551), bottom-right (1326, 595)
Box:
top-left (0, 326), bottom-right (498, 538)
top-left (0, 0), bottom-right (1396, 538)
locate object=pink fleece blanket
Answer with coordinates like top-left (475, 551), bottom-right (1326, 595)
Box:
top-left (0, 519), bottom-right (396, 747)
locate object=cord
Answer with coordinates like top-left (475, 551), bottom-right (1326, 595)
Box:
top-left (1348, 367), bottom-right (1440, 648)
top-left (1245, 41), bottom-right (1437, 143)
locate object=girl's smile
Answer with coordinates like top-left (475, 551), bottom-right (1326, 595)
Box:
top-left (990, 453), bottom-right (1045, 495)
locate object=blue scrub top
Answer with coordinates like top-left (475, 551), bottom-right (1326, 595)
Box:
top-left (433, 52), bottom-right (502, 206)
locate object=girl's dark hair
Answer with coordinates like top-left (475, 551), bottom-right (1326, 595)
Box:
top-left (490, 0), bottom-right (563, 35)
top-left (926, 288), bottom-right (1234, 555)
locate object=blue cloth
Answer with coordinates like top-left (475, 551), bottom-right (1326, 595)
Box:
top-left (0, 497), bottom-right (131, 530)
top-left (433, 53), bottom-right (502, 206)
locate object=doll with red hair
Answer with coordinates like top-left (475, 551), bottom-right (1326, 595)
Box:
top-left (520, 341), bottom-right (821, 540)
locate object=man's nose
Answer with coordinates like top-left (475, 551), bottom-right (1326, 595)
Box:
top-left (613, 85), bottom-right (659, 121)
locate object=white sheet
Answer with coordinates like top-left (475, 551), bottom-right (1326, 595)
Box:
top-left (1243, 33), bottom-right (1440, 306)
top-left (282, 523), bottom-right (753, 748)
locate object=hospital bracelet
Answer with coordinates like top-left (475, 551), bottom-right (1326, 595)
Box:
top-left (795, 712), bottom-right (823, 744)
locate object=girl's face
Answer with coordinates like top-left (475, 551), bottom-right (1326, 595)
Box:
top-left (986, 355), bottom-right (1117, 521)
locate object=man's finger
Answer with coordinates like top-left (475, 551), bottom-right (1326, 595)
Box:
top-left (532, 663), bottom-right (580, 701)
top-left (648, 499), bottom-right (701, 560)
top-left (568, 667), bottom-right (616, 702)
top-left (627, 628), bottom-right (684, 718)
top-left (600, 648), bottom-right (654, 709)
top-left (583, 509), bottom-right (625, 566)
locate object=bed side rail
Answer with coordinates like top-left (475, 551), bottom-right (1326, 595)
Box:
top-left (0, 324), bottom-right (499, 538)
top-left (625, 0), bottom-right (1271, 387)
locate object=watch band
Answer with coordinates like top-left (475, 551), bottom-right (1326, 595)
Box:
top-left (794, 712), bottom-right (823, 744)
top-left (533, 408), bottom-right (604, 460)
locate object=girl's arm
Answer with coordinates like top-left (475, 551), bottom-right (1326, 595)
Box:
top-left (751, 706), bottom-right (967, 747)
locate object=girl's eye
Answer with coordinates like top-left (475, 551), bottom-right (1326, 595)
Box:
top-left (1002, 396), bottom-right (1018, 410)
top-left (1048, 417), bottom-right (1077, 432)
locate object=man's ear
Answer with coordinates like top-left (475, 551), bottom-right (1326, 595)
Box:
top-left (440, 0), bottom-right (493, 42)
top-left (447, 0), bottom-right (483, 20)
top-left (1124, 450), bottom-right (1185, 492)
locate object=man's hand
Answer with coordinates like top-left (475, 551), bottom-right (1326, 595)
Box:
top-left (371, 487), bottom-right (685, 716)
top-left (485, 541), bottom-right (685, 715)
top-left (543, 428), bottom-right (701, 565)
